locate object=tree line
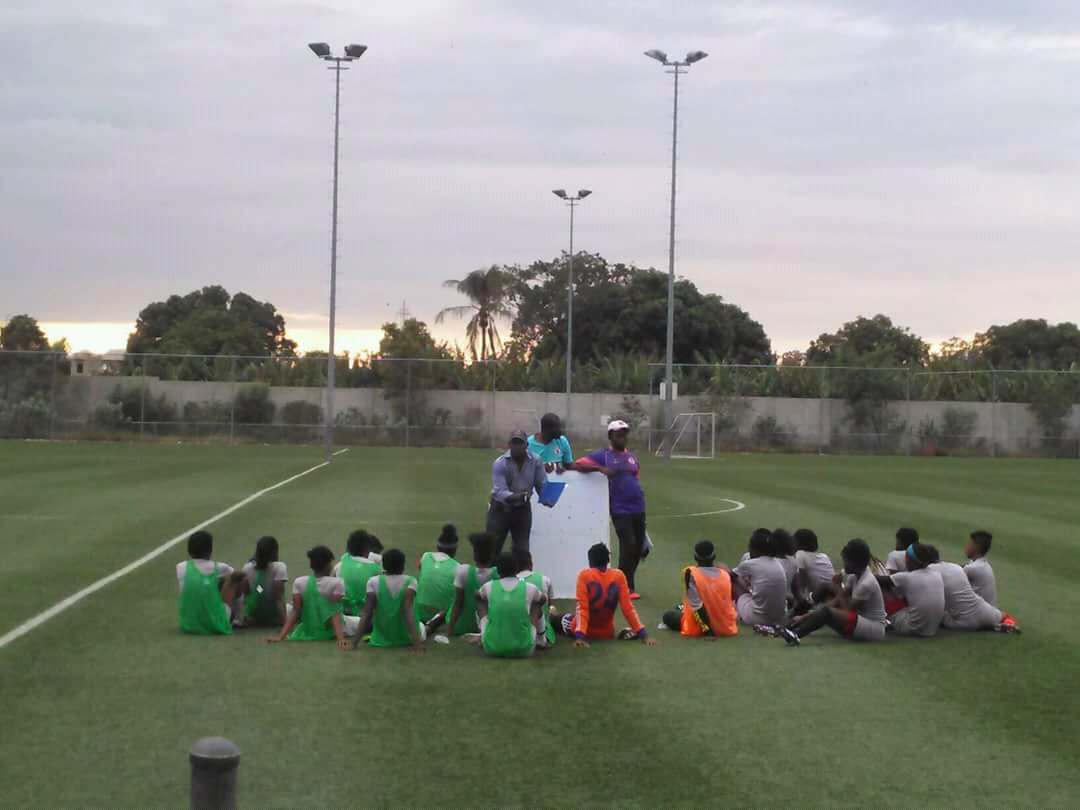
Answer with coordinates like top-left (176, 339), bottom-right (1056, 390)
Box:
top-left (4, 258), bottom-right (1080, 386)
top-left (3, 263), bottom-right (1079, 446)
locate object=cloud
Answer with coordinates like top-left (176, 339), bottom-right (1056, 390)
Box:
top-left (2, 0), bottom-right (1079, 358)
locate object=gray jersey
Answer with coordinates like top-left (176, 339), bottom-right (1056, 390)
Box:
top-left (795, 550), bottom-right (835, 591)
top-left (963, 557), bottom-right (997, 607)
top-left (890, 567), bottom-right (945, 636)
top-left (932, 562), bottom-right (1002, 630)
top-left (849, 568), bottom-right (887, 625)
top-left (733, 557), bottom-right (788, 625)
top-left (885, 550), bottom-right (907, 574)
top-left (778, 556), bottom-right (798, 595)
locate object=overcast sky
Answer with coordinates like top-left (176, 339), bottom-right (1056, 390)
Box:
top-left (2, 0), bottom-right (1079, 355)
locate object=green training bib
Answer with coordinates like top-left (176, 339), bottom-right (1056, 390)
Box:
top-left (523, 572), bottom-right (555, 647)
top-left (178, 561), bottom-right (232, 636)
top-left (288, 575), bottom-right (341, 641)
top-left (482, 578), bottom-right (535, 658)
top-left (340, 554), bottom-right (381, 615)
top-left (451, 565), bottom-right (481, 636)
top-left (244, 568), bottom-right (281, 628)
top-left (370, 575), bottom-right (420, 648)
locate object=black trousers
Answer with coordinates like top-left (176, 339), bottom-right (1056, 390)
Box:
top-left (486, 500), bottom-right (533, 556)
top-left (611, 512), bottom-right (647, 591)
top-left (662, 609), bottom-right (682, 631)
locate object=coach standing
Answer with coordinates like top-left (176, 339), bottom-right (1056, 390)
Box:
top-left (575, 420), bottom-right (648, 600)
top-left (487, 429), bottom-right (548, 555)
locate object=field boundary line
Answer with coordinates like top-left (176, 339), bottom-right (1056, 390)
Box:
top-left (651, 498), bottom-right (746, 519)
top-left (0, 448), bottom-right (348, 650)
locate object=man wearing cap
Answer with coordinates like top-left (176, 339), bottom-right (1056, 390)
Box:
top-left (575, 420), bottom-right (649, 599)
top-left (486, 429), bottom-right (549, 556)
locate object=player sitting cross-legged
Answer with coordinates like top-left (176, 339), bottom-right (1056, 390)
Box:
top-left (661, 540), bottom-right (738, 638)
top-left (552, 543), bottom-right (656, 648)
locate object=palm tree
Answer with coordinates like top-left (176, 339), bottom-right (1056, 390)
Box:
top-left (435, 267), bottom-right (516, 362)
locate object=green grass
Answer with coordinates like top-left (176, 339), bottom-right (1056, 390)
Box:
top-left (1, 441), bottom-right (1077, 809)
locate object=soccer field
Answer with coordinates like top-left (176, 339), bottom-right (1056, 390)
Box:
top-left (1, 441), bottom-right (1077, 809)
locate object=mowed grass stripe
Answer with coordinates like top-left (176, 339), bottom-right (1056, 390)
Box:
top-left (1, 445), bottom-right (1077, 810)
top-left (0, 442), bottom-right (329, 634)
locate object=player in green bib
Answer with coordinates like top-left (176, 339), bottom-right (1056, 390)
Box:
top-left (515, 550), bottom-right (556, 648)
top-left (241, 535), bottom-right (287, 628)
top-left (266, 546), bottom-right (350, 650)
top-left (177, 530), bottom-right (237, 636)
top-left (477, 553), bottom-right (547, 658)
top-left (336, 530), bottom-right (383, 615)
top-left (415, 524), bottom-right (460, 624)
top-left (353, 549), bottom-right (425, 651)
top-left (426, 532), bottom-right (497, 637)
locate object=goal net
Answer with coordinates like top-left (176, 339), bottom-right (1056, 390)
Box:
top-left (654, 412), bottom-right (716, 459)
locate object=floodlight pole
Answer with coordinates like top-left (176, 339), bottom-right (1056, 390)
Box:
top-left (552, 189), bottom-right (592, 431)
top-left (646, 49), bottom-right (707, 462)
top-left (567, 198), bottom-right (575, 427)
top-left (310, 43), bottom-right (366, 463)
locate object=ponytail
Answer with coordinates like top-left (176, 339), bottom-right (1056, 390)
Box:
top-left (253, 535), bottom-right (279, 571)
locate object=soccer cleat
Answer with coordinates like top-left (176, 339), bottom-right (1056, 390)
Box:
top-left (629, 592), bottom-right (642, 601)
top-left (657, 622), bottom-right (670, 631)
top-left (616, 628), bottom-right (637, 640)
top-left (997, 614), bottom-right (1021, 634)
top-left (780, 627), bottom-right (800, 646)
top-left (752, 624), bottom-right (779, 638)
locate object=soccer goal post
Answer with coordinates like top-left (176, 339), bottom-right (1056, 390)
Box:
top-left (653, 412), bottom-right (716, 459)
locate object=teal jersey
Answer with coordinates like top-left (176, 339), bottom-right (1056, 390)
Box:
top-left (527, 434), bottom-right (573, 466)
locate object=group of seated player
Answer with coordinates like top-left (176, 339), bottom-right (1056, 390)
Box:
top-left (176, 522), bottom-right (1014, 655)
top-left (663, 525), bottom-right (1017, 645)
top-left (176, 522), bottom-right (656, 655)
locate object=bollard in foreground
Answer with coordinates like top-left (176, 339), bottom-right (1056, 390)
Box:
top-left (190, 737), bottom-right (240, 810)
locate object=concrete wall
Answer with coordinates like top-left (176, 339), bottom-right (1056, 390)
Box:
top-left (70, 376), bottom-right (1080, 454)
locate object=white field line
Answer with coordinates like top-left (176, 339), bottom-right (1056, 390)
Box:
top-left (651, 498), bottom-right (746, 519)
top-left (0, 448), bottom-right (348, 650)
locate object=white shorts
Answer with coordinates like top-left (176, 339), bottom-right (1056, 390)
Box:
top-left (736, 593), bottom-right (779, 626)
top-left (890, 608), bottom-right (938, 638)
top-left (342, 614), bottom-right (361, 638)
top-left (736, 593), bottom-right (758, 625)
top-left (851, 615), bottom-right (886, 642)
top-left (942, 603), bottom-right (1002, 631)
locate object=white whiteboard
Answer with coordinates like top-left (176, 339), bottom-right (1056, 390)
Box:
top-left (530, 471), bottom-right (610, 599)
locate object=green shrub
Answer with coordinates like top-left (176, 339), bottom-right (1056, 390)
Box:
top-left (0, 393), bottom-right (50, 438)
top-left (283, 400), bottom-right (323, 426)
top-left (108, 384), bottom-right (177, 424)
top-left (183, 400), bottom-right (232, 424)
top-left (234, 383), bottom-right (275, 424)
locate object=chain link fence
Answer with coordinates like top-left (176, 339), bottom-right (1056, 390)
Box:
top-left (2, 351), bottom-right (1078, 456)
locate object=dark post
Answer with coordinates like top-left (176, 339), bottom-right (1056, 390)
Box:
top-left (49, 351), bottom-right (58, 439)
top-left (190, 737), bottom-right (240, 810)
top-left (405, 359), bottom-right (412, 448)
top-left (229, 356), bottom-right (237, 443)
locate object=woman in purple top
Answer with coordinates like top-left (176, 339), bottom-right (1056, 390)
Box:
top-left (575, 419), bottom-right (647, 599)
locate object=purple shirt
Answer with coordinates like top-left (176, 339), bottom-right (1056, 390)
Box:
top-left (585, 448), bottom-right (646, 516)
